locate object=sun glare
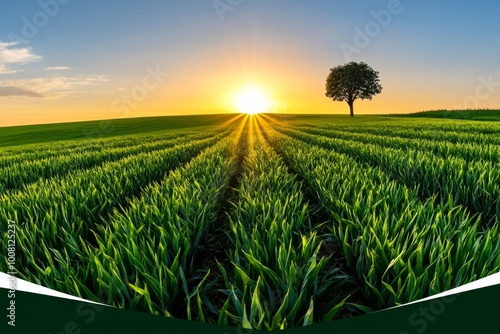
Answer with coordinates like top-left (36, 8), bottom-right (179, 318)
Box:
top-left (233, 86), bottom-right (271, 115)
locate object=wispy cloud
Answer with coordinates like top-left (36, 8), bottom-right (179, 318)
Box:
top-left (0, 41), bottom-right (41, 63)
top-left (45, 66), bottom-right (72, 71)
top-left (0, 41), bottom-right (107, 98)
top-left (0, 64), bottom-right (20, 74)
top-left (0, 86), bottom-right (44, 97)
top-left (0, 41), bottom-right (41, 74)
top-left (0, 75), bottom-right (108, 98)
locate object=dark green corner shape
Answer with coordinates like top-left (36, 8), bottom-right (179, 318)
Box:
top-left (1, 283), bottom-right (499, 334)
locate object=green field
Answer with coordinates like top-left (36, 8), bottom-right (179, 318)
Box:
top-left (0, 114), bottom-right (235, 148)
top-left (1, 111), bottom-right (500, 330)
top-left (405, 109), bottom-right (500, 121)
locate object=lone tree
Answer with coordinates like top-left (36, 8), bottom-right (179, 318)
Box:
top-left (325, 62), bottom-right (382, 117)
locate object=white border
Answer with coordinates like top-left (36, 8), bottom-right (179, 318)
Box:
top-left (2, 271), bottom-right (500, 309)
top-left (1, 272), bottom-right (105, 306)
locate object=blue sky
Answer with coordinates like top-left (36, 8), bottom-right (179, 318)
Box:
top-left (1, 0), bottom-right (500, 126)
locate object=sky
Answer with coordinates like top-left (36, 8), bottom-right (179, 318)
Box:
top-left (1, 0), bottom-right (500, 126)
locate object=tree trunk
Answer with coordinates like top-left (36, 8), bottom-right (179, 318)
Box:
top-left (349, 102), bottom-right (354, 117)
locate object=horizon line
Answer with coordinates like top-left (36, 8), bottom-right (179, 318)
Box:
top-left (1, 108), bottom-right (499, 129)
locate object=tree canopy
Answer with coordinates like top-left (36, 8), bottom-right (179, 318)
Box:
top-left (325, 62), bottom-right (382, 117)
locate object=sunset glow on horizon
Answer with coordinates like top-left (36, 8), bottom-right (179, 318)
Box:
top-left (232, 85), bottom-right (272, 115)
top-left (1, 1), bottom-right (500, 127)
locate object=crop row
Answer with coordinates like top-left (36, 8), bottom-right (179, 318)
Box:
top-left (0, 130), bottom-right (169, 158)
top-left (296, 119), bottom-right (500, 146)
top-left (84, 134), bottom-right (239, 318)
top-left (273, 125), bottom-right (500, 226)
top-left (216, 119), bottom-right (353, 330)
top-left (0, 127), bottom-right (212, 168)
top-left (266, 126), bottom-right (500, 309)
top-left (292, 125), bottom-right (500, 163)
top-left (0, 132), bottom-right (228, 278)
top-left (0, 130), bottom-right (223, 193)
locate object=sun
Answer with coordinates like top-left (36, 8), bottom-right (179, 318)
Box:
top-left (233, 86), bottom-right (271, 115)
